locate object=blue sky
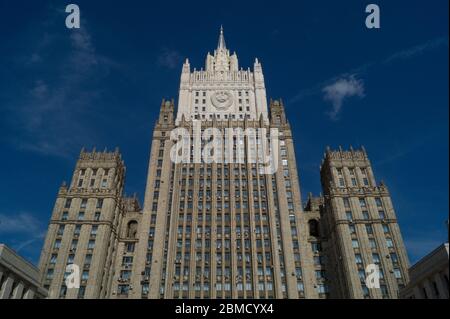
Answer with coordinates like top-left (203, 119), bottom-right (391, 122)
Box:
top-left (0, 0), bottom-right (448, 266)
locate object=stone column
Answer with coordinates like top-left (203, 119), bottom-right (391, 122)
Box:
top-left (413, 286), bottom-right (424, 299)
top-left (434, 272), bottom-right (449, 299)
top-left (12, 282), bottom-right (24, 299)
top-left (0, 276), bottom-right (14, 299)
top-left (422, 278), bottom-right (434, 299)
top-left (23, 288), bottom-right (36, 299)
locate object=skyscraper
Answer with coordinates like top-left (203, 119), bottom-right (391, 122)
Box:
top-left (38, 27), bottom-right (410, 299)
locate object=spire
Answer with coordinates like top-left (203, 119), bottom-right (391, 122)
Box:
top-left (217, 25), bottom-right (226, 50)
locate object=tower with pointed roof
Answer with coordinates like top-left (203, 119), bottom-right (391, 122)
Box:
top-left (177, 27), bottom-right (268, 124)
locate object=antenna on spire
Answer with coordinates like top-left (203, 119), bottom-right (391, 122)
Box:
top-left (218, 25), bottom-right (226, 50)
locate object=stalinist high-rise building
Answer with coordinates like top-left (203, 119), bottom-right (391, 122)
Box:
top-left (38, 27), bottom-right (410, 299)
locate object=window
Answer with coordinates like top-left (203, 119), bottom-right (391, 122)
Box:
top-left (50, 254), bottom-right (58, 264)
top-left (46, 269), bottom-right (54, 279)
top-left (80, 199), bottom-right (87, 209)
top-left (88, 240), bottom-right (95, 249)
top-left (126, 243), bottom-right (135, 253)
top-left (379, 210), bottom-right (386, 219)
top-left (349, 224), bottom-right (356, 234)
top-left (390, 253), bottom-right (398, 263)
top-left (355, 254), bottom-right (363, 265)
top-left (67, 254), bottom-right (75, 264)
top-left (386, 238), bottom-right (394, 248)
top-left (118, 285), bottom-right (129, 295)
top-left (96, 199), bottom-right (103, 209)
top-left (362, 211), bottom-right (370, 220)
top-left (60, 285), bottom-right (67, 298)
top-left (383, 224), bottom-right (390, 233)
top-left (343, 198), bottom-right (350, 208)
top-left (311, 242), bottom-right (322, 252)
top-left (352, 239), bottom-right (359, 248)
top-left (54, 239), bottom-right (61, 249)
top-left (94, 212), bottom-right (101, 221)
top-left (122, 256), bottom-right (133, 266)
top-left (346, 211), bottom-right (353, 221)
top-left (358, 269), bottom-right (366, 280)
top-left (365, 224), bottom-right (373, 235)
top-left (78, 212), bottom-right (85, 220)
top-left (120, 270), bottom-right (131, 280)
top-left (62, 211), bottom-right (69, 221)
top-left (372, 253), bottom-right (380, 264)
top-left (369, 238), bottom-right (377, 249)
top-left (317, 284), bottom-right (328, 294)
top-left (315, 270), bottom-right (326, 279)
top-left (82, 270), bottom-right (89, 281)
top-left (308, 220), bottom-right (320, 237)
top-left (101, 179), bottom-right (107, 188)
top-left (380, 285), bottom-right (389, 298)
top-left (127, 221), bottom-right (138, 239)
top-left (91, 225), bottom-right (98, 236)
top-left (74, 225), bottom-right (81, 235)
top-left (65, 199), bottom-right (72, 209)
top-left (362, 285), bottom-right (370, 298)
top-left (393, 268), bottom-right (402, 279)
top-left (375, 198), bottom-right (383, 207)
top-left (57, 225), bottom-right (65, 236)
top-left (359, 198), bottom-right (366, 208)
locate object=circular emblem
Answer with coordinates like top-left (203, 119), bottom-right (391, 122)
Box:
top-left (211, 91), bottom-right (233, 110)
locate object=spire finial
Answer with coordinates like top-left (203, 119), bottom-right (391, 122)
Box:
top-left (218, 25), bottom-right (226, 50)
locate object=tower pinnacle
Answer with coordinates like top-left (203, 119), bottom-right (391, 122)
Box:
top-left (217, 25), bottom-right (226, 50)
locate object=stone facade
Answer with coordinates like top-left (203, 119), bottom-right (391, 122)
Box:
top-left (0, 244), bottom-right (47, 299)
top-left (318, 147), bottom-right (410, 298)
top-left (400, 243), bottom-right (449, 299)
top-left (38, 149), bottom-right (127, 298)
top-left (38, 27), bottom-right (411, 299)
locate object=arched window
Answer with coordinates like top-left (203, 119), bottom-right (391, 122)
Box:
top-left (127, 220), bottom-right (138, 239)
top-left (308, 219), bottom-right (320, 237)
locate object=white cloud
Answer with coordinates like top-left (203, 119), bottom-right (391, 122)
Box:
top-left (157, 48), bottom-right (182, 69)
top-left (289, 36), bottom-right (447, 110)
top-left (322, 75), bottom-right (365, 120)
top-left (30, 80), bottom-right (48, 99)
top-left (0, 212), bottom-right (42, 234)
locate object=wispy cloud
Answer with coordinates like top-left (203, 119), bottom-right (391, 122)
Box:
top-left (322, 75), bottom-right (365, 120)
top-left (0, 212), bottom-right (42, 234)
top-left (373, 130), bottom-right (441, 166)
top-left (0, 212), bottom-right (46, 261)
top-left (383, 37), bottom-right (448, 64)
top-left (14, 233), bottom-right (46, 253)
top-left (288, 36), bottom-right (448, 117)
top-left (157, 47), bottom-right (182, 69)
top-left (5, 15), bottom-right (118, 158)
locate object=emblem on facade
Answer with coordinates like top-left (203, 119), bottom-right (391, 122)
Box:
top-left (211, 91), bottom-right (233, 110)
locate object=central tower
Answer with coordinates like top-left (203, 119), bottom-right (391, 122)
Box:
top-left (127, 27), bottom-right (312, 299)
top-left (176, 27), bottom-right (268, 123)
